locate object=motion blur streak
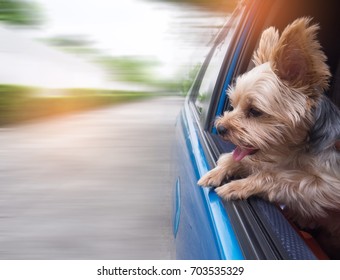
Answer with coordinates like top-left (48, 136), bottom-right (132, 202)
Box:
top-left (0, 96), bottom-right (183, 259)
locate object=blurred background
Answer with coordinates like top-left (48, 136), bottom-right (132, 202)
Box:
top-left (0, 0), bottom-right (236, 259)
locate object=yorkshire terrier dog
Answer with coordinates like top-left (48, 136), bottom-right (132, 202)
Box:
top-left (198, 17), bottom-right (340, 259)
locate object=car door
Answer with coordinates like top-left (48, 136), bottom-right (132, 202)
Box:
top-left (172, 2), bottom-right (248, 260)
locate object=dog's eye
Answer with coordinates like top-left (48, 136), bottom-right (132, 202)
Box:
top-left (248, 108), bottom-right (263, 117)
top-left (228, 103), bottom-right (234, 111)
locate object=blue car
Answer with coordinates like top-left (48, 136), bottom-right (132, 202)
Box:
top-left (172, 0), bottom-right (340, 260)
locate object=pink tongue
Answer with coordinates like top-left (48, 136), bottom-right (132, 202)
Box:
top-left (232, 146), bottom-right (254, 161)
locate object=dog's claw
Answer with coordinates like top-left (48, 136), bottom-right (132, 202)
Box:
top-left (198, 167), bottom-right (227, 187)
top-left (215, 185), bottom-right (239, 200)
top-left (215, 180), bottom-right (248, 200)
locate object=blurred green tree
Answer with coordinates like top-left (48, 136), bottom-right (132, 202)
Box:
top-left (44, 34), bottom-right (161, 86)
top-left (42, 35), bottom-right (99, 56)
top-left (0, 0), bottom-right (44, 26)
top-left (98, 56), bottom-right (160, 85)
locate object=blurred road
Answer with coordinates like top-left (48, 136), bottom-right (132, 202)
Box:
top-left (0, 96), bottom-right (184, 259)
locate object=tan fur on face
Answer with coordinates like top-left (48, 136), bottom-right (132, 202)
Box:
top-left (198, 18), bottom-right (340, 258)
top-left (212, 17), bottom-right (331, 157)
top-left (215, 63), bottom-right (312, 155)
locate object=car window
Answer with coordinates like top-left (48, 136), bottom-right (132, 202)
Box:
top-left (194, 10), bottom-right (243, 123)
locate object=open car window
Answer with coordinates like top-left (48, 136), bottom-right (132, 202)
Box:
top-left (192, 6), bottom-right (244, 126)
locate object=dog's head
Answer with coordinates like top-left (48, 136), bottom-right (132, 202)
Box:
top-left (215, 17), bottom-right (331, 161)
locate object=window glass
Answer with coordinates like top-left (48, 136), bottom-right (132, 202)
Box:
top-left (194, 12), bottom-right (243, 121)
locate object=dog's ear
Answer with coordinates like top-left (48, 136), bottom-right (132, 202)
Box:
top-left (271, 17), bottom-right (330, 92)
top-left (253, 27), bottom-right (279, 66)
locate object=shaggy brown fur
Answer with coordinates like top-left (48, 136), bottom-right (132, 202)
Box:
top-left (198, 18), bottom-right (340, 259)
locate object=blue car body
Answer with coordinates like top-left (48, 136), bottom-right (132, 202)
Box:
top-left (173, 101), bottom-right (243, 259)
top-left (172, 0), bottom-right (340, 260)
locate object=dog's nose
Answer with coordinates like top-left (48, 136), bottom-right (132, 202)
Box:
top-left (216, 125), bottom-right (228, 136)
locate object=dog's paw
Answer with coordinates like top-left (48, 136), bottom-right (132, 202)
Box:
top-left (215, 180), bottom-right (248, 200)
top-left (198, 167), bottom-right (227, 187)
